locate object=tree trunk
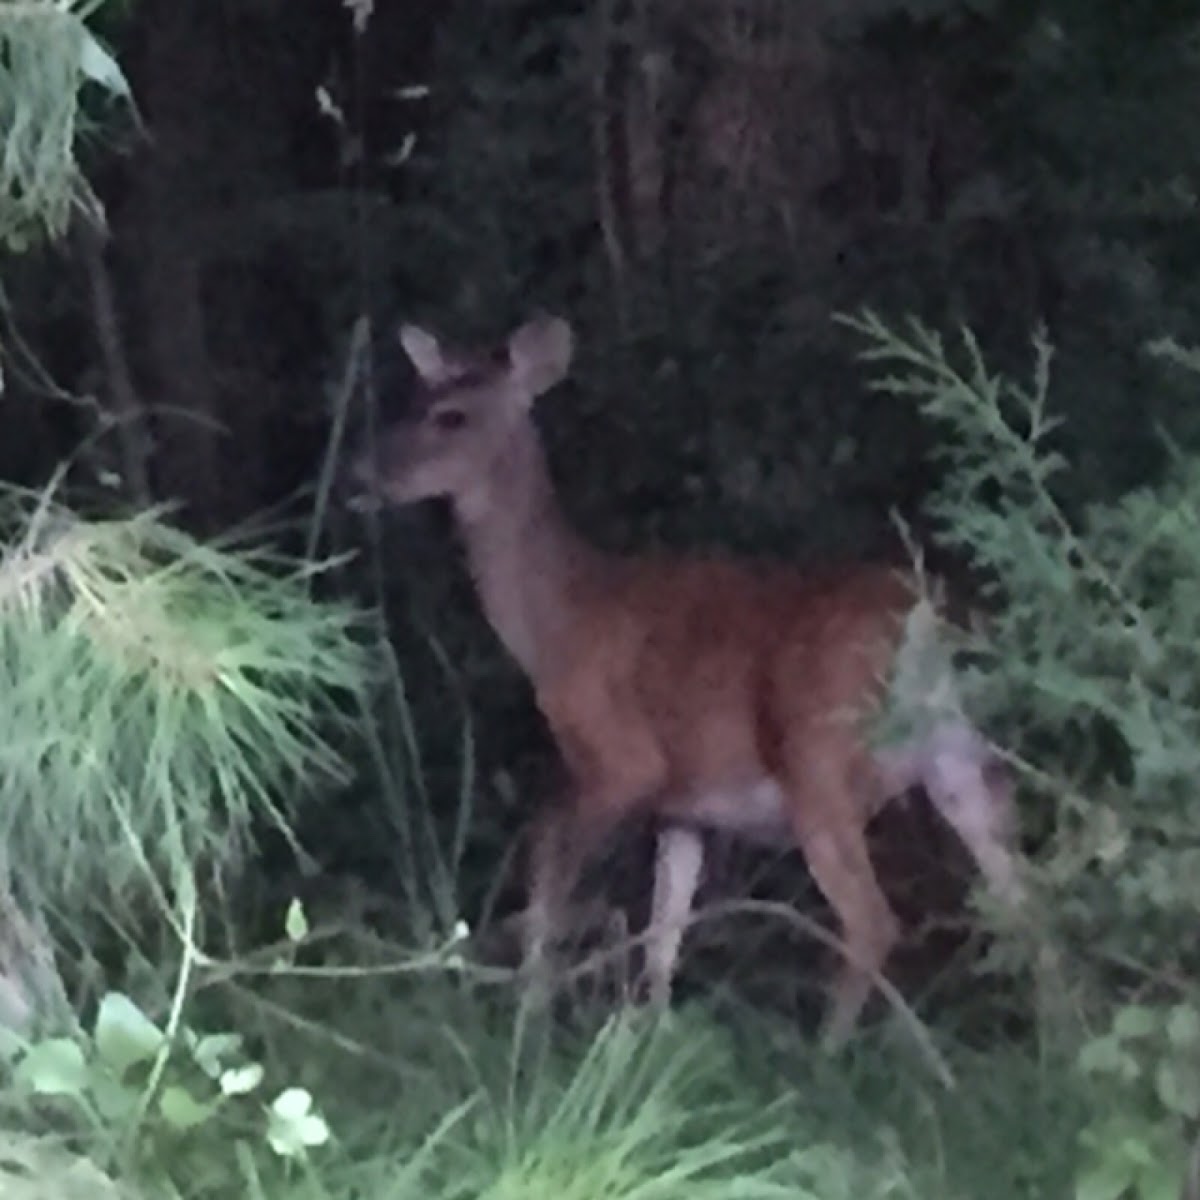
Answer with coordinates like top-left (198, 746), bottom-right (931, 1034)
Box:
top-left (128, 0), bottom-right (229, 531)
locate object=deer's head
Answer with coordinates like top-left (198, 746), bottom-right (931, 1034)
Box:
top-left (348, 314), bottom-right (573, 512)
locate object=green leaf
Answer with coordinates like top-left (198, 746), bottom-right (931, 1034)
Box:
top-left (77, 29), bottom-right (131, 97)
top-left (284, 897), bottom-right (309, 943)
top-left (14, 1038), bottom-right (89, 1098)
top-left (1132, 1132), bottom-right (1190, 1200)
top-left (90, 1072), bottom-right (138, 1122)
top-left (1136, 1150), bottom-right (1189, 1200)
top-left (1155, 1059), bottom-right (1200, 1119)
top-left (1118, 1132), bottom-right (1157, 1170)
top-left (193, 1033), bottom-right (244, 1079)
top-left (159, 1085), bottom-right (214, 1131)
top-left (94, 992), bottom-right (164, 1076)
top-left (1167, 1005), bottom-right (1200, 1049)
top-left (220, 1063), bottom-right (264, 1096)
top-left (1075, 1155), bottom-right (1136, 1200)
top-left (1113, 1005), bottom-right (1158, 1041)
top-left (1079, 1035), bottom-right (1126, 1076)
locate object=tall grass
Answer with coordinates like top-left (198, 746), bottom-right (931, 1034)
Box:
top-left (0, 0), bottom-right (132, 250)
top-left (0, 485), bottom-right (371, 1004)
top-left (214, 971), bottom-right (1087, 1200)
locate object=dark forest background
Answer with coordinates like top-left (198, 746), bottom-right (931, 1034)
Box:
top-left (3, 1), bottom-right (1200, 1197)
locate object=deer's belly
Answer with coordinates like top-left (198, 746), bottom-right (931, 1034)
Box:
top-left (662, 778), bottom-right (792, 845)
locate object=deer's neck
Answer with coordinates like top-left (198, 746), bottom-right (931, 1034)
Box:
top-left (453, 430), bottom-right (600, 681)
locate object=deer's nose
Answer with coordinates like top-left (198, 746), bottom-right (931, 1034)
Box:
top-left (336, 449), bottom-right (381, 513)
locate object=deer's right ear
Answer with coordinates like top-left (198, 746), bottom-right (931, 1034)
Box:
top-left (398, 324), bottom-right (452, 384)
top-left (508, 315), bottom-right (573, 401)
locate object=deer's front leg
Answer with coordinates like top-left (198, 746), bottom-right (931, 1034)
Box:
top-left (524, 684), bottom-right (670, 1000)
top-left (643, 824), bottom-right (705, 1008)
top-left (523, 804), bottom-right (574, 982)
top-left (522, 797), bottom-right (626, 995)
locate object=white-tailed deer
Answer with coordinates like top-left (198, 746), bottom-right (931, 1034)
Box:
top-left (348, 314), bottom-right (1025, 1048)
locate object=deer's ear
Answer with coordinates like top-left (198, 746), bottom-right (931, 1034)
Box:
top-left (508, 314), bottom-right (573, 401)
top-left (398, 324), bottom-right (452, 384)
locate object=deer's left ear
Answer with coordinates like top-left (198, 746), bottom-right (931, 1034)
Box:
top-left (508, 314), bottom-right (573, 403)
top-left (399, 324), bottom-right (456, 385)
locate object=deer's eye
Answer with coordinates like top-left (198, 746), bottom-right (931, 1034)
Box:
top-left (431, 407), bottom-right (467, 432)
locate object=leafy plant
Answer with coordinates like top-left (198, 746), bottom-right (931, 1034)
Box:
top-left (840, 309), bottom-right (1200, 1200)
top-left (6, 985), bottom-right (331, 1186)
top-left (841, 310), bottom-right (1200, 950)
top-left (1073, 1000), bottom-right (1200, 1200)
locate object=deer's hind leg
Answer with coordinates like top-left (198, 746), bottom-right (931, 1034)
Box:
top-left (911, 722), bottom-right (1026, 910)
top-left (784, 748), bottom-right (901, 1050)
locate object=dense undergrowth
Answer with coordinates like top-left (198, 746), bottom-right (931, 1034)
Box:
top-left (0, 317), bottom-right (1195, 1198)
top-left (1, 1), bottom-right (1198, 1196)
